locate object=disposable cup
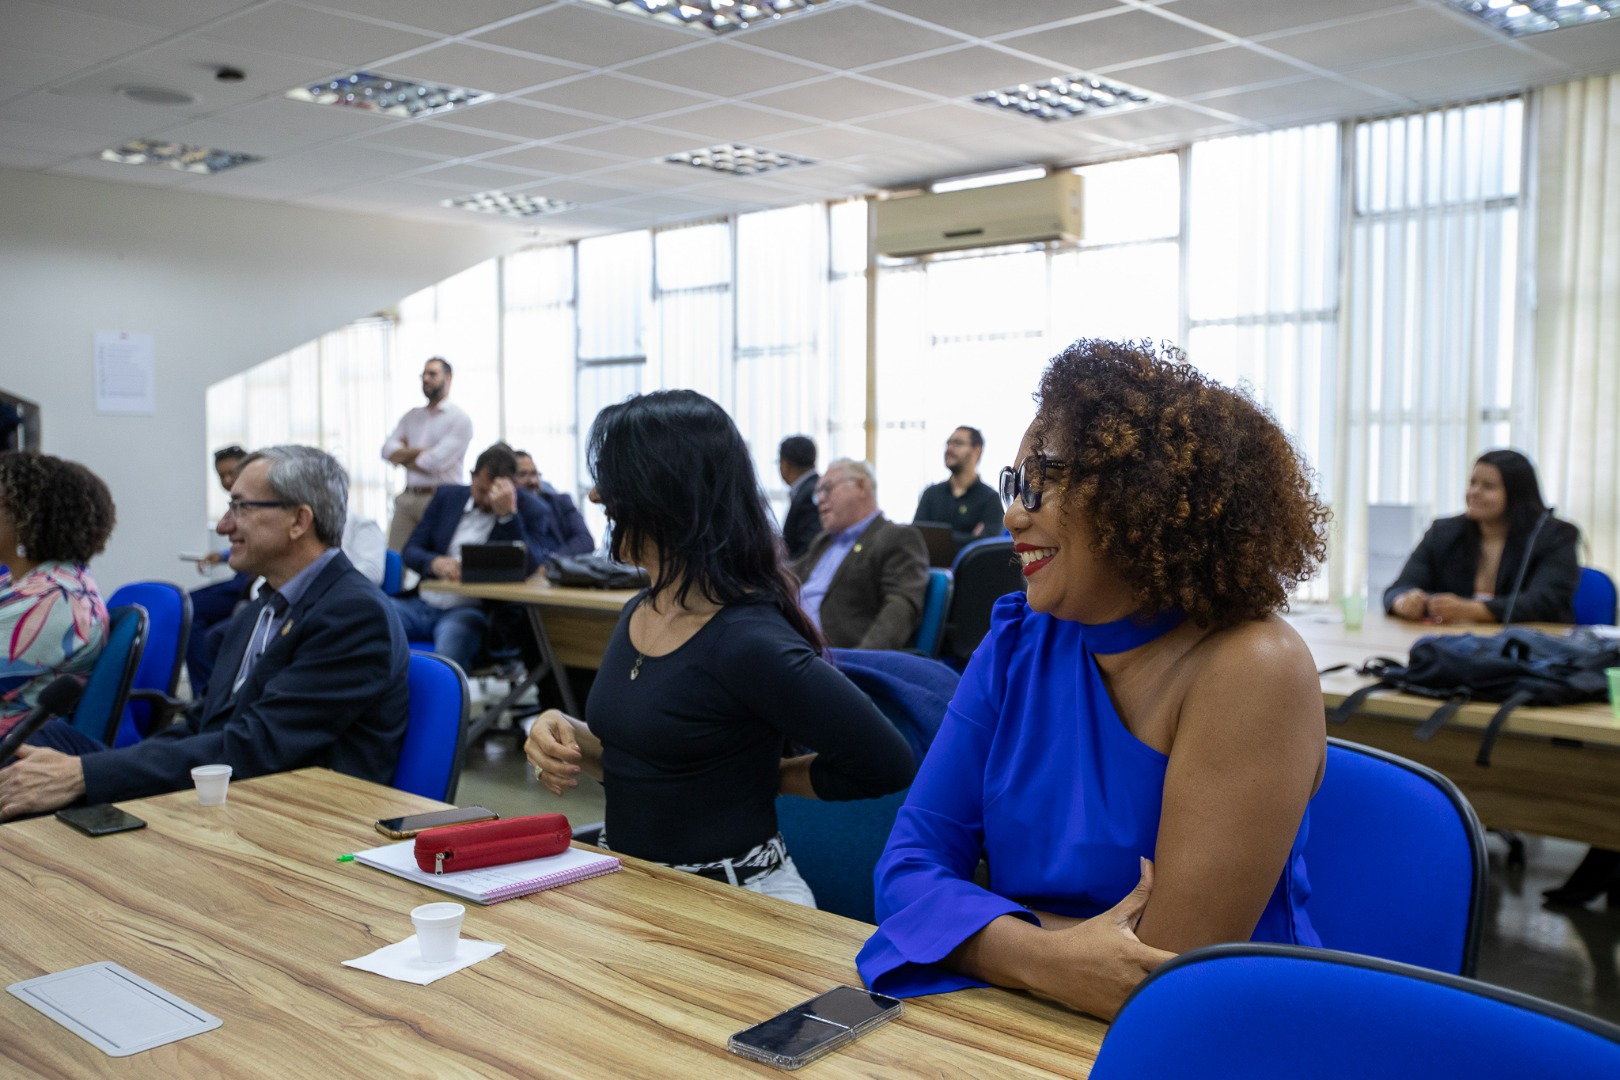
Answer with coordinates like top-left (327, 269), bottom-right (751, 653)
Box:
top-left (412, 902), bottom-right (465, 964)
top-left (1607, 668), bottom-right (1620, 722)
top-left (190, 764), bottom-right (232, 806)
top-left (1341, 593), bottom-right (1366, 632)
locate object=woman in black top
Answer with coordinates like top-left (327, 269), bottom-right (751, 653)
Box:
top-left (524, 390), bottom-right (916, 905)
top-left (1383, 449), bottom-right (1580, 625)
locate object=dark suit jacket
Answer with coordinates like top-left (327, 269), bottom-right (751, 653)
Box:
top-left (1382, 513), bottom-right (1581, 623)
top-left (81, 551), bottom-right (410, 804)
top-left (541, 483), bottom-right (595, 556)
top-left (403, 484), bottom-right (558, 578)
top-left (781, 471), bottom-right (821, 560)
top-left (792, 515), bottom-right (929, 650)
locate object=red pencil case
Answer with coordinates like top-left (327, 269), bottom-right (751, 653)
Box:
top-left (414, 813), bottom-right (572, 875)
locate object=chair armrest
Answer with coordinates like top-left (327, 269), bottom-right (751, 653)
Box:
top-left (128, 689), bottom-right (188, 734)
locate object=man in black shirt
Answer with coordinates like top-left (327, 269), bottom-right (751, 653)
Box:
top-left (912, 426), bottom-right (1003, 552)
top-left (777, 435), bottom-right (820, 560)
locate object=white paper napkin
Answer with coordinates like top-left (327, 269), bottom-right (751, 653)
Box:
top-left (342, 936), bottom-right (505, 985)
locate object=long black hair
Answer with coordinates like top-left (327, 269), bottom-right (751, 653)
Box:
top-left (587, 390), bottom-right (821, 648)
top-left (1475, 448), bottom-right (1550, 538)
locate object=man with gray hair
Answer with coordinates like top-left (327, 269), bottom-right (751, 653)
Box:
top-left (0, 446), bottom-right (411, 819)
top-left (791, 458), bottom-right (929, 650)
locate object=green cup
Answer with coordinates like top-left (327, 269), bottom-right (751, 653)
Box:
top-left (1341, 593), bottom-right (1366, 632)
top-left (1608, 668), bottom-right (1620, 722)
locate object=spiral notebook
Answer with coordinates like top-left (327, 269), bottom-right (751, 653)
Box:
top-left (353, 839), bottom-right (620, 905)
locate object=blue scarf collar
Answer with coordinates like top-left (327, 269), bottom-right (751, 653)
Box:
top-left (1079, 608), bottom-right (1186, 655)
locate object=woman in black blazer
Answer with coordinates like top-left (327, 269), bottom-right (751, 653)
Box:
top-left (1382, 449), bottom-right (1580, 625)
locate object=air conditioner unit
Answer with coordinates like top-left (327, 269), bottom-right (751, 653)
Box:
top-left (873, 172), bottom-right (1083, 258)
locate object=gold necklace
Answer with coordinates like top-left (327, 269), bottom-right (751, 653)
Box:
top-left (630, 651), bottom-right (644, 680)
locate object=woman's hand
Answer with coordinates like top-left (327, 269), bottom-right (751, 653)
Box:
top-left (1427, 593), bottom-right (1493, 624)
top-left (778, 754), bottom-right (816, 798)
top-left (1390, 589), bottom-right (1429, 621)
top-left (525, 710), bottom-right (584, 796)
top-left (1028, 859), bottom-right (1177, 1019)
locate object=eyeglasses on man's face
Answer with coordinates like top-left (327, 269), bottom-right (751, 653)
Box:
top-left (998, 456), bottom-right (1067, 512)
top-left (224, 498), bottom-right (293, 518)
top-left (814, 475), bottom-right (859, 504)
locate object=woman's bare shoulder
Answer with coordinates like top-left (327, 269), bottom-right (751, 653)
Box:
top-left (1177, 614), bottom-right (1322, 724)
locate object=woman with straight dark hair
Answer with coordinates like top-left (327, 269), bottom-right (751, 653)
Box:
top-left (524, 390), bottom-right (915, 905)
top-left (1384, 449), bottom-right (1580, 625)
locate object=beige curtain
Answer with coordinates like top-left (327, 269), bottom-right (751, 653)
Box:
top-left (1534, 74), bottom-right (1620, 575)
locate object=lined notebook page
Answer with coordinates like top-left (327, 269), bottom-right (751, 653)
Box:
top-left (354, 841), bottom-right (620, 905)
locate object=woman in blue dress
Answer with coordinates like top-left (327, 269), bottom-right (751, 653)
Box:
top-left (857, 339), bottom-right (1331, 1019)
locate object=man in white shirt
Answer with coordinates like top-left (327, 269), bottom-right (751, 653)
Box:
top-left (381, 357), bottom-right (474, 551)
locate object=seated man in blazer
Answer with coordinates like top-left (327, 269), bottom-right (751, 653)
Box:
top-left (393, 443), bottom-right (558, 673)
top-left (0, 446), bottom-right (410, 817)
top-left (778, 434), bottom-right (820, 560)
top-left (514, 449), bottom-right (594, 555)
top-left (792, 458), bottom-right (929, 650)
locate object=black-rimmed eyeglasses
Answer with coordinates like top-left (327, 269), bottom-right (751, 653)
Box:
top-left (998, 456), bottom-right (1067, 512)
top-left (224, 498), bottom-right (293, 517)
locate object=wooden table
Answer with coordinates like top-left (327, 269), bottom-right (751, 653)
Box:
top-left (1291, 609), bottom-right (1620, 847)
top-left (0, 769), bottom-right (1102, 1078)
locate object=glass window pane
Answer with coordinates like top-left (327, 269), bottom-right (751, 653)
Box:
top-left (578, 231), bottom-right (650, 361)
top-left (1071, 154), bottom-right (1179, 244)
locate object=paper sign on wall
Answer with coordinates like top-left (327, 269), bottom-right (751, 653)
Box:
top-left (94, 330), bottom-right (154, 415)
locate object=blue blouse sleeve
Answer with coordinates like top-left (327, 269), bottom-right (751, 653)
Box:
top-left (856, 593), bottom-right (1038, 997)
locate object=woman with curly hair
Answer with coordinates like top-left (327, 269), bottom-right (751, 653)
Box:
top-left (857, 339), bottom-right (1330, 1019)
top-left (0, 452), bottom-right (117, 735)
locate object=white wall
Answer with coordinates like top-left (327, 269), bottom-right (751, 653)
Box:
top-left (0, 166), bottom-right (523, 593)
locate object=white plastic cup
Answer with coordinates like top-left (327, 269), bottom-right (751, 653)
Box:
top-left (190, 764), bottom-right (232, 806)
top-left (411, 902), bottom-right (465, 964)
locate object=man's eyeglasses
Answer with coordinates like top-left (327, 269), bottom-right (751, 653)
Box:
top-left (998, 456), bottom-right (1067, 512)
top-left (224, 498), bottom-right (293, 517)
top-left (814, 476), bottom-right (858, 503)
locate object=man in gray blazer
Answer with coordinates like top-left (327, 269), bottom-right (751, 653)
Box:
top-left (792, 459), bottom-right (928, 650)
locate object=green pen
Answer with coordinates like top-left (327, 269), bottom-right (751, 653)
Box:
top-left (336, 853), bottom-right (355, 862)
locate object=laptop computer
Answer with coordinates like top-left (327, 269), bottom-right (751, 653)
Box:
top-left (912, 522), bottom-right (958, 568)
top-left (459, 542), bottom-right (528, 584)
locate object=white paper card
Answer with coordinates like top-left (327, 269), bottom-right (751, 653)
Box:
top-left (8, 962), bottom-right (221, 1057)
top-left (94, 330), bottom-right (155, 415)
top-left (342, 936), bottom-right (505, 986)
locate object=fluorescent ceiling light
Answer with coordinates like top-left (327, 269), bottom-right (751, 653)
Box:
top-left (582, 0), bottom-right (838, 35)
top-left (99, 138), bottom-right (260, 174)
top-left (288, 72), bottom-right (492, 119)
top-left (932, 167), bottom-right (1048, 194)
top-left (442, 191), bottom-right (575, 218)
top-left (1446, 0), bottom-right (1618, 34)
top-left (974, 75), bottom-right (1152, 122)
top-left (666, 144), bottom-right (814, 174)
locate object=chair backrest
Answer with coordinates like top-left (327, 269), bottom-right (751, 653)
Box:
top-left (907, 568), bottom-right (953, 657)
top-left (1575, 566), bottom-right (1617, 625)
top-left (1304, 738), bottom-right (1487, 976)
top-left (105, 581), bottom-right (190, 746)
top-left (1091, 943), bottom-right (1620, 1080)
top-left (392, 651), bottom-right (470, 802)
top-left (70, 604), bottom-right (148, 745)
top-left (941, 538), bottom-right (1021, 665)
top-left (382, 549), bottom-right (404, 596)
top-left (776, 653), bottom-right (959, 921)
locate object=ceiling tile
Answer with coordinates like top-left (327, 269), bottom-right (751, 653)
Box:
top-left (854, 101), bottom-right (1027, 140)
top-left (1002, 9), bottom-right (1225, 71)
top-left (1062, 101), bottom-right (1240, 142)
top-left (553, 123), bottom-right (706, 158)
top-left (871, 0), bottom-right (1121, 40)
top-left (1264, 8), bottom-right (1494, 69)
top-left (1, 0), bottom-right (171, 61)
top-left (480, 142), bottom-right (627, 175)
top-left (744, 76), bottom-right (934, 123)
top-left (199, 5), bottom-right (435, 68)
top-left (1347, 44), bottom-right (1570, 99)
top-left (394, 160), bottom-right (544, 190)
top-left (619, 41), bottom-right (827, 97)
top-left (0, 45), bottom-right (105, 88)
top-left (762, 125), bottom-right (902, 160)
top-left (1519, 19), bottom-right (1620, 71)
top-left (211, 95), bottom-right (394, 143)
top-left (649, 102), bottom-right (817, 142)
top-left (140, 115), bottom-right (336, 156)
top-left (585, 160), bottom-right (713, 190)
top-left (1195, 79), bottom-right (1396, 122)
top-left (0, 116), bottom-right (122, 154)
top-left (49, 156), bottom-right (205, 185)
top-left (521, 73), bottom-right (710, 122)
top-left (740, 5), bottom-right (959, 68)
top-left (44, 0), bottom-right (256, 33)
top-left (0, 89), bottom-right (203, 138)
top-left (356, 120), bottom-right (525, 160)
top-left (303, 0), bottom-right (543, 37)
top-left (53, 39), bottom-right (337, 115)
top-left (473, 4), bottom-right (696, 68)
top-left (865, 44), bottom-right (1066, 98)
top-left (1161, 0), bottom-right (1412, 39)
top-left (0, 143), bottom-right (67, 168)
top-left (1105, 44), bottom-right (1307, 97)
top-left (439, 99), bottom-right (604, 141)
top-left (382, 42), bottom-right (581, 96)
top-left (507, 176), bottom-right (642, 202)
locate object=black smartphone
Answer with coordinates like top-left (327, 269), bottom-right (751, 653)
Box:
top-left (56, 805), bottom-right (147, 837)
top-left (728, 986), bottom-right (903, 1071)
top-left (374, 806), bottom-right (498, 840)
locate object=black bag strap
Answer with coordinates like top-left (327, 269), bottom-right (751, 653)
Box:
top-left (1327, 682), bottom-right (1387, 725)
top-left (1475, 688), bottom-right (1535, 767)
top-left (1413, 693), bottom-right (1470, 741)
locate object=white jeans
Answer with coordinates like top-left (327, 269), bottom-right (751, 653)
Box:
top-left (740, 855), bottom-right (817, 908)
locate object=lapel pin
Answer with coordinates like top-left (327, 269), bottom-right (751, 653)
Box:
top-left (281, 620), bottom-right (293, 636)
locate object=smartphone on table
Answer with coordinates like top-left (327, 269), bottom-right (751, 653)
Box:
top-left (728, 986), bottom-right (903, 1071)
top-left (374, 806), bottom-right (498, 840)
top-left (56, 805), bottom-right (147, 837)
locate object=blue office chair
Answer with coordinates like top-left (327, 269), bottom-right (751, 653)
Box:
top-left (382, 549), bottom-right (404, 596)
top-left (1305, 738), bottom-right (1487, 976)
top-left (1574, 566), bottom-right (1617, 625)
top-left (777, 653), bottom-right (959, 922)
top-left (105, 581), bottom-right (191, 747)
top-left (392, 651), bottom-right (470, 802)
top-left (941, 538), bottom-right (1020, 668)
top-left (1091, 943), bottom-right (1620, 1079)
top-left (907, 568), bottom-right (953, 658)
top-left (69, 604), bottom-right (148, 745)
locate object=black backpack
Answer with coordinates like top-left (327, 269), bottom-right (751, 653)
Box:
top-left (1325, 628), bottom-right (1619, 765)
